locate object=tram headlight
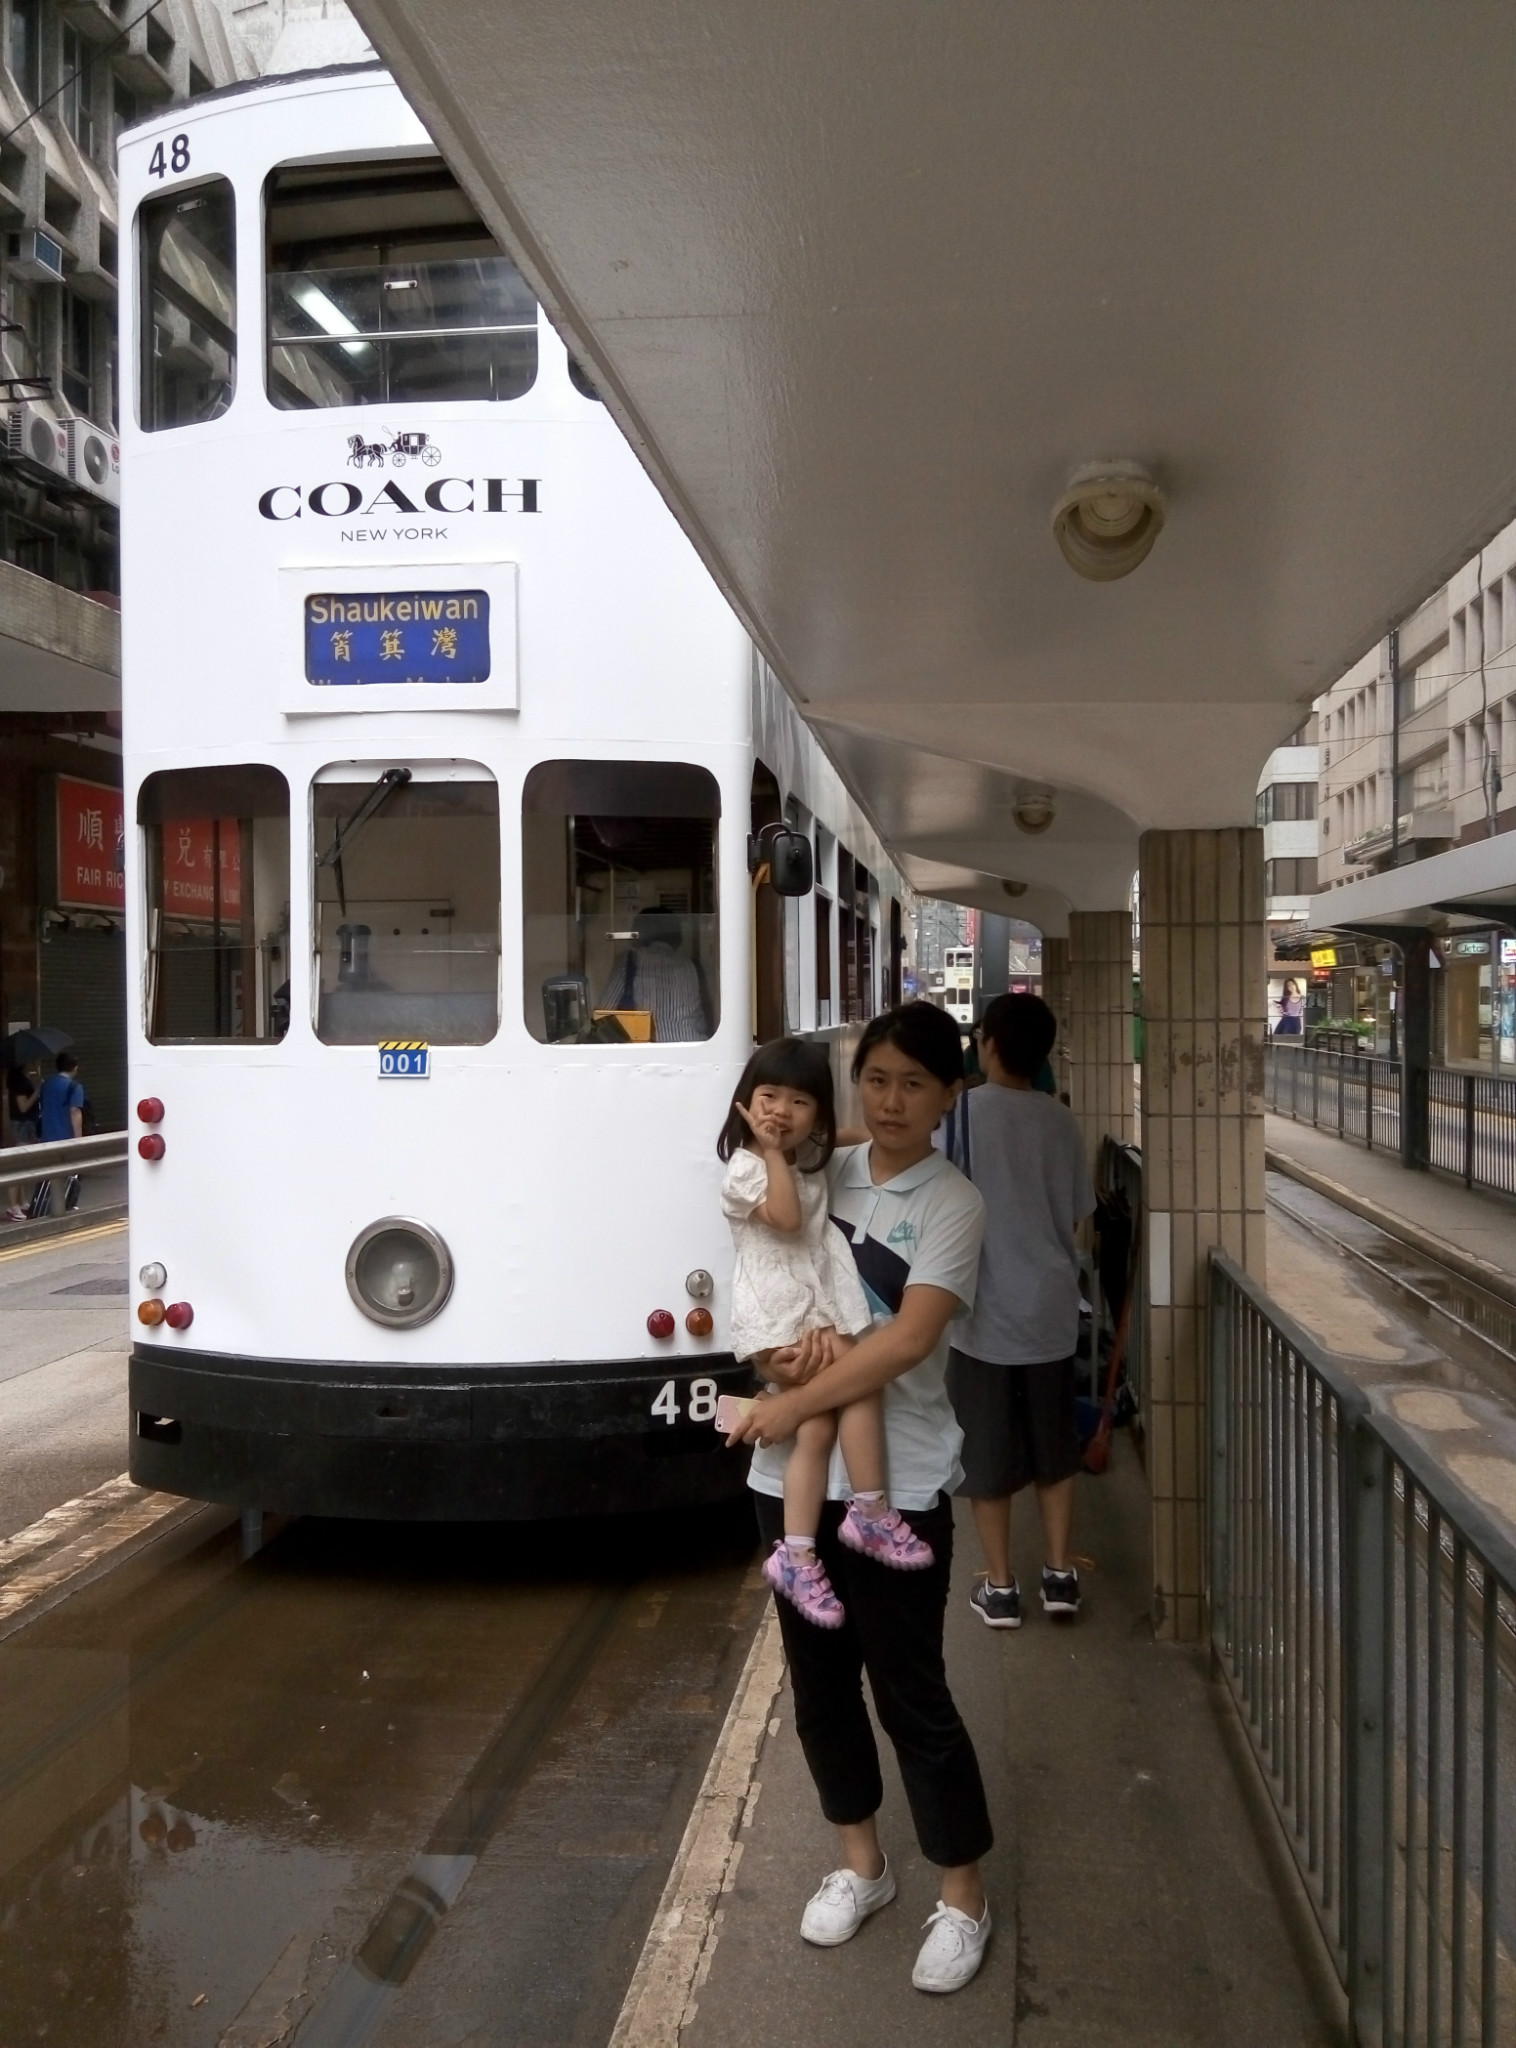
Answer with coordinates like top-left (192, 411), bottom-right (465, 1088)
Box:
top-left (345, 1218), bottom-right (454, 1329)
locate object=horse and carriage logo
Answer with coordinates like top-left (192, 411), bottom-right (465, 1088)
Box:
top-left (346, 429), bottom-right (443, 470)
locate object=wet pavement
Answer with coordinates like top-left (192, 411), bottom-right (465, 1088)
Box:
top-left (0, 1500), bottom-right (765, 2048)
top-left (0, 1223), bottom-right (130, 1540)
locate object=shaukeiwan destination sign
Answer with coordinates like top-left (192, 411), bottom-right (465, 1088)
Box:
top-left (305, 590), bottom-right (490, 685)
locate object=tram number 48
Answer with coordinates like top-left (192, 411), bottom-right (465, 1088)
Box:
top-left (651, 1378), bottom-right (718, 1425)
top-left (148, 135), bottom-right (191, 179)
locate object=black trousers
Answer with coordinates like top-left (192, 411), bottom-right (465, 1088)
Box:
top-left (753, 1491), bottom-right (994, 1869)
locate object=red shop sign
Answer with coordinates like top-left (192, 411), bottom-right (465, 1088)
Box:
top-left (161, 817), bottom-right (242, 920)
top-left (56, 775), bottom-right (125, 910)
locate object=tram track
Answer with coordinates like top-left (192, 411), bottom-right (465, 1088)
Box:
top-left (0, 1498), bottom-right (766, 2048)
top-left (1266, 1171), bottom-right (1516, 1380)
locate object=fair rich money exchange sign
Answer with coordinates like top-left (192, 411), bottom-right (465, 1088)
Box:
top-left (305, 590), bottom-right (490, 686)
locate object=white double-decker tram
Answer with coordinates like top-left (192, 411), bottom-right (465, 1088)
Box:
top-left (121, 66), bottom-right (906, 1518)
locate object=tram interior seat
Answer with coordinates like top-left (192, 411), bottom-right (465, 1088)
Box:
top-left (317, 988), bottom-right (499, 1044)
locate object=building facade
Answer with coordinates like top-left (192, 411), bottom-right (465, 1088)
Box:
top-left (0, 3), bottom-right (266, 1138)
top-left (1304, 511), bottom-right (1516, 1072)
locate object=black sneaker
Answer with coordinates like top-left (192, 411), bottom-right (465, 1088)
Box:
top-left (1041, 1566), bottom-right (1081, 1617)
top-left (969, 1577), bottom-right (1021, 1629)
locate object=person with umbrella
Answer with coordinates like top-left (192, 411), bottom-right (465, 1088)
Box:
top-left (4, 1028), bottom-right (76, 1222)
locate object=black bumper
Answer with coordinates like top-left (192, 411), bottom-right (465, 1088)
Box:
top-left (129, 1345), bottom-right (757, 1521)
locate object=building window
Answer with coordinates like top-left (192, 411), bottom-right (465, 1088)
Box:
top-left (1266, 858), bottom-right (1318, 897)
top-left (61, 27), bottom-right (94, 156)
top-left (265, 157), bottom-right (537, 410)
top-left (1395, 754), bottom-right (1448, 815)
top-left (522, 760), bottom-right (719, 1044)
top-left (1257, 781), bottom-right (1318, 824)
top-left (112, 79), bottom-right (137, 153)
top-left (314, 766), bottom-right (501, 1046)
top-left (140, 766), bottom-right (290, 1044)
top-left (138, 178), bottom-right (236, 430)
top-left (62, 293), bottom-right (92, 413)
top-left (9, 0), bottom-right (40, 106)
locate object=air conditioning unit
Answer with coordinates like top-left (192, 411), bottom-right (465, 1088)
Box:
top-left (7, 228), bottom-right (65, 283)
top-left (66, 416), bottom-right (120, 506)
top-left (3, 400), bottom-right (69, 481)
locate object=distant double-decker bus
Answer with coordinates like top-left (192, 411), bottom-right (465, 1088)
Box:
top-left (120, 64), bottom-right (905, 1519)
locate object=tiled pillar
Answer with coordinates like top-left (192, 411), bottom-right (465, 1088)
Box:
top-left (1067, 910), bottom-right (1135, 1172)
top-left (1139, 828), bottom-right (1266, 1643)
top-left (1041, 934), bottom-right (1070, 1096)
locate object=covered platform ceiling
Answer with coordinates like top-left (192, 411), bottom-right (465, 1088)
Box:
top-left (351, 1), bottom-right (1516, 921)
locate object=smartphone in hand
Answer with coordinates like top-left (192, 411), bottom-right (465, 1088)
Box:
top-left (714, 1394), bottom-right (755, 1433)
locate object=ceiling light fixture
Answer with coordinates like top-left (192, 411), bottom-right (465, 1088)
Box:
top-left (1052, 460), bottom-right (1166, 581)
top-left (1012, 790), bottom-right (1057, 835)
top-left (1000, 879), bottom-right (1028, 898)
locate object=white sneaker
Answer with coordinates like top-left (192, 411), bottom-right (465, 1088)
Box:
top-left (800, 1858), bottom-right (897, 1946)
top-left (911, 1899), bottom-right (992, 1992)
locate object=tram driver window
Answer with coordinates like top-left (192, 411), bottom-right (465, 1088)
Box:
top-left (265, 157), bottom-right (537, 410)
top-left (312, 767), bottom-right (500, 1045)
top-left (138, 179), bottom-right (236, 430)
top-left (522, 762), bottom-right (719, 1045)
top-left (140, 766), bottom-right (289, 1043)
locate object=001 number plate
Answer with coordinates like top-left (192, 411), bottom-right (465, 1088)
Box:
top-left (378, 1042), bottom-right (430, 1078)
top-left (650, 1378), bottom-right (718, 1425)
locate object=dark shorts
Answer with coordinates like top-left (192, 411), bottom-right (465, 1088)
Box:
top-left (946, 1349), bottom-right (1082, 1497)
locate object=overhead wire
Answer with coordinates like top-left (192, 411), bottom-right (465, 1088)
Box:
top-left (0, 0), bottom-right (172, 150)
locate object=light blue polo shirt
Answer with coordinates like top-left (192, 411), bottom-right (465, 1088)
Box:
top-left (747, 1142), bottom-right (985, 1512)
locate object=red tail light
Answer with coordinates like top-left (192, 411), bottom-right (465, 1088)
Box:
top-left (646, 1309), bottom-right (675, 1339)
top-left (137, 1098), bottom-right (165, 1124)
top-left (164, 1302), bottom-right (194, 1330)
top-left (138, 1134), bottom-right (166, 1161)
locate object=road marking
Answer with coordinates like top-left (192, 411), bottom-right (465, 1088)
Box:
top-left (0, 1469), bottom-right (203, 1639)
top-left (609, 1608), bottom-right (785, 2048)
top-left (0, 1217), bottom-right (127, 1264)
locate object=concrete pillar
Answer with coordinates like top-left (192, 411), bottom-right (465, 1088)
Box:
top-left (1067, 910), bottom-right (1135, 1171)
top-left (1400, 931), bottom-right (1432, 1169)
top-left (1041, 934), bottom-right (1070, 1095)
top-left (1139, 828), bottom-right (1267, 1643)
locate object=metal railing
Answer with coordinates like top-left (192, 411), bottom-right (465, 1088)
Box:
top-left (1265, 1043), bottom-right (1516, 1200)
top-left (1, 1132), bottom-right (128, 1212)
top-left (1210, 1252), bottom-right (1516, 2045)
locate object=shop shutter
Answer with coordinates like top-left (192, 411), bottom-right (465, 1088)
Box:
top-left (38, 926), bottom-right (127, 1132)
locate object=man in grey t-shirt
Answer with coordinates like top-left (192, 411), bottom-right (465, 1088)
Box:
top-left (944, 994), bottom-right (1094, 1629)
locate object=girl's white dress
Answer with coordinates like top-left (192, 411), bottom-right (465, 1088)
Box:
top-left (722, 1147), bottom-right (874, 1361)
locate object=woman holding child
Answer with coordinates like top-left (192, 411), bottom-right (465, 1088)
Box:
top-left (720, 1001), bottom-right (995, 1995)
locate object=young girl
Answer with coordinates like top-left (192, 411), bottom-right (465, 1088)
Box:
top-left (719, 1038), bottom-right (934, 1627)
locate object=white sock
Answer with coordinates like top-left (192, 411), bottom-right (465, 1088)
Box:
top-left (785, 1534), bottom-right (816, 1557)
top-left (851, 1490), bottom-right (886, 1515)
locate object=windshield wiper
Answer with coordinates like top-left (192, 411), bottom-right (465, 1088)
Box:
top-left (318, 765), bottom-right (412, 913)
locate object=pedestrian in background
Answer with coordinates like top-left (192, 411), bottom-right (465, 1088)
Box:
top-left (945, 993), bottom-right (1094, 1628)
top-left (4, 1061), bottom-right (42, 1222)
top-left (34, 1050), bottom-right (85, 1217)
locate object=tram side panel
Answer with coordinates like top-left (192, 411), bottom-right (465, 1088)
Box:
top-left (117, 72), bottom-right (768, 1514)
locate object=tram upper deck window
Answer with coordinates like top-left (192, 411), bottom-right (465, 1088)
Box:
top-left (266, 158), bottom-right (536, 410)
top-left (313, 767), bottom-right (500, 1045)
top-left (523, 761), bottom-right (719, 1046)
top-left (140, 767), bottom-right (289, 1043)
top-left (138, 180), bottom-right (236, 430)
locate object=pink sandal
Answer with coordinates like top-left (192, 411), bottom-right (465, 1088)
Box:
top-left (838, 1500), bottom-right (935, 1570)
top-left (763, 1540), bottom-right (846, 1628)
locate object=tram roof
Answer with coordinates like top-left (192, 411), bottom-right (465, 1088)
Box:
top-left (122, 58), bottom-right (388, 134)
top-left (346, 7), bottom-right (1516, 916)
